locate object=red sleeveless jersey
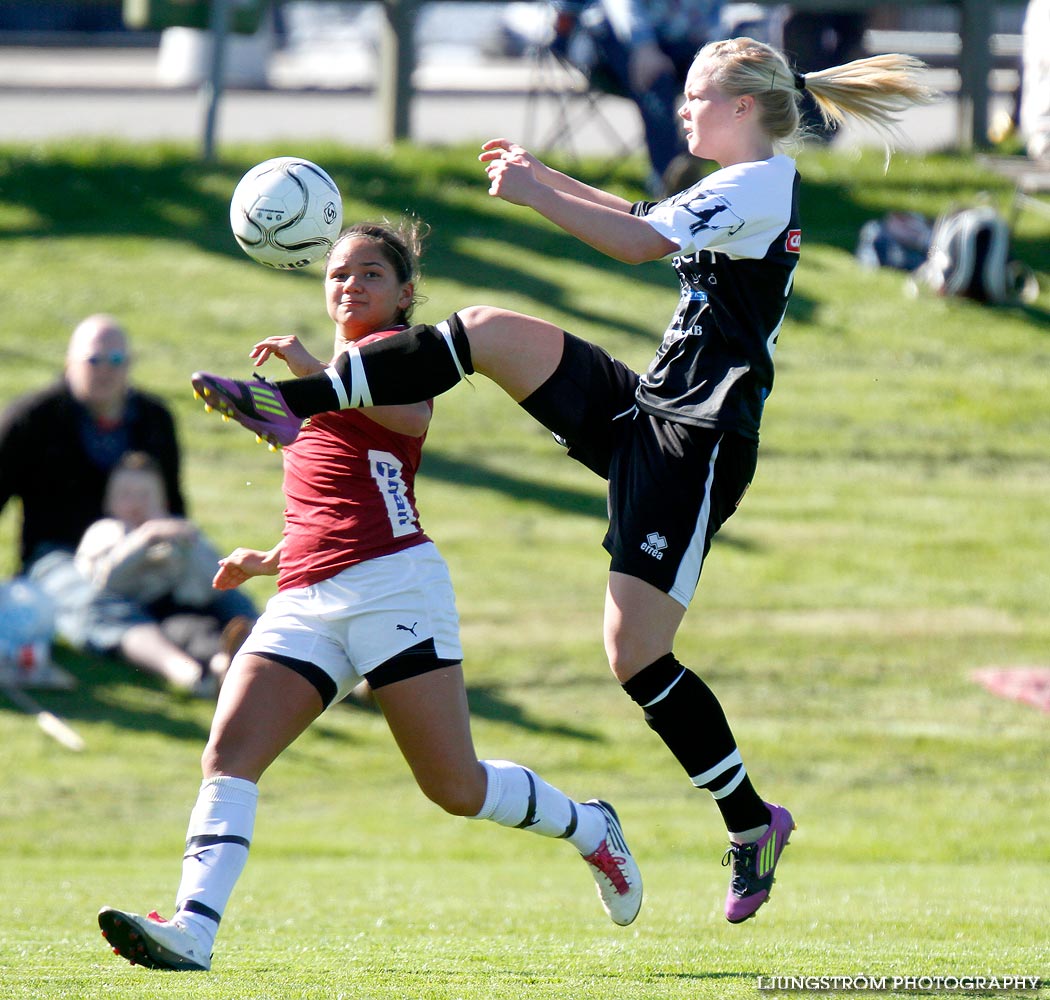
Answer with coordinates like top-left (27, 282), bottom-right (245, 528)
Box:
top-left (277, 333), bottom-right (431, 591)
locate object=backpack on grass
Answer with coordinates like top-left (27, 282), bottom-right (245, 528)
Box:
top-left (915, 205), bottom-right (1025, 304)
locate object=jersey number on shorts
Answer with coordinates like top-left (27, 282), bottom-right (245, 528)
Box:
top-left (369, 450), bottom-right (418, 537)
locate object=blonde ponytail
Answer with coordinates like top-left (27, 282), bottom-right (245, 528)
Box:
top-left (697, 38), bottom-right (940, 149)
top-left (803, 52), bottom-right (941, 144)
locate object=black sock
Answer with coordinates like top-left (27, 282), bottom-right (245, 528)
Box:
top-left (277, 313), bottom-right (474, 418)
top-left (622, 653), bottom-right (770, 835)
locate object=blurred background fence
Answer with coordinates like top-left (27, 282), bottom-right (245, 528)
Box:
top-left (0, 1), bottom-right (1030, 154)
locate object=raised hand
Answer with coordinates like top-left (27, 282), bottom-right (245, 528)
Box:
top-left (479, 138), bottom-right (551, 206)
top-left (248, 335), bottom-right (326, 377)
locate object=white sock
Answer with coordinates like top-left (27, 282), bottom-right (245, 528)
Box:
top-left (173, 775), bottom-right (259, 951)
top-left (729, 822), bottom-right (769, 845)
top-left (471, 759), bottom-right (606, 855)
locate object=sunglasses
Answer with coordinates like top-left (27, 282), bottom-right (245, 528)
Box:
top-left (83, 352), bottom-right (129, 367)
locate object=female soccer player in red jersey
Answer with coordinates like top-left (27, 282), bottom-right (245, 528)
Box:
top-left (191, 39), bottom-right (936, 925)
top-left (98, 221), bottom-right (642, 972)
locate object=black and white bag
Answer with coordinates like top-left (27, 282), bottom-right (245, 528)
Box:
top-left (916, 205), bottom-right (1016, 303)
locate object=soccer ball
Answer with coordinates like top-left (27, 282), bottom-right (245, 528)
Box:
top-left (229, 156), bottom-right (343, 270)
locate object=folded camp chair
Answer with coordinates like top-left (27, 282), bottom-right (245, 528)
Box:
top-left (522, 4), bottom-right (640, 161)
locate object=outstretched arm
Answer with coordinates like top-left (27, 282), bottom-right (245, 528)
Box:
top-left (480, 139), bottom-right (631, 211)
top-left (213, 540), bottom-right (282, 590)
top-left (479, 139), bottom-right (677, 264)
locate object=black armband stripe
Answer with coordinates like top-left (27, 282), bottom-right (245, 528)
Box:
top-left (514, 769), bottom-right (539, 829)
top-left (177, 899), bottom-right (222, 925)
top-left (185, 833), bottom-right (251, 853)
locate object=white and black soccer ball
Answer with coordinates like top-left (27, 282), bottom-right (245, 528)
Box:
top-left (229, 156), bottom-right (343, 270)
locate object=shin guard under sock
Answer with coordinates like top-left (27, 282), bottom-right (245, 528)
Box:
top-left (472, 759), bottom-right (606, 854)
top-left (622, 653), bottom-right (770, 834)
top-left (278, 314), bottom-right (474, 417)
top-left (174, 776), bottom-right (259, 948)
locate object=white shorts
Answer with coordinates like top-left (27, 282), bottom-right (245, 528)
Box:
top-left (239, 542), bottom-right (463, 707)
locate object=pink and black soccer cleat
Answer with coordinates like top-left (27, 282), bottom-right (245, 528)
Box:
top-left (723, 802), bottom-right (796, 923)
top-left (191, 370), bottom-right (302, 449)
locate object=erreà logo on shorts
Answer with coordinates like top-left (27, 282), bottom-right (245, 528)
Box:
top-left (641, 532), bottom-right (668, 559)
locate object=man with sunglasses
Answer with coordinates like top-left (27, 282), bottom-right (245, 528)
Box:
top-left (2, 316), bottom-right (200, 669)
top-left (1, 315), bottom-right (257, 693)
top-left (1, 314), bottom-right (185, 573)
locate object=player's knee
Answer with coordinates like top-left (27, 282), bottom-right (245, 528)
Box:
top-left (605, 638), bottom-right (673, 685)
top-left (456, 305), bottom-right (528, 354)
top-left (200, 740), bottom-right (224, 778)
top-left (457, 303), bottom-right (508, 329)
top-left (200, 734), bottom-right (265, 784)
top-left (200, 735), bottom-right (241, 779)
top-left (417, 768), bottom-right (486, 817)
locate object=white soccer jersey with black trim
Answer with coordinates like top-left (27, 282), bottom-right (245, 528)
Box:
top-left (633, 154), bottom-right (801, 439)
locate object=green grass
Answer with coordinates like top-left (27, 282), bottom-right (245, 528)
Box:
top-left (1, 139), bottom-right (1049, 999)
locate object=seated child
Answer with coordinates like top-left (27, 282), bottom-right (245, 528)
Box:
top-left (75, 452), bottom-right (255, 695)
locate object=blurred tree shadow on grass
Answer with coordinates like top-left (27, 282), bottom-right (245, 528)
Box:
top-left (0, 644), bottom-right (213, 742)
top-left (0, 639), bottom-right (601, 745)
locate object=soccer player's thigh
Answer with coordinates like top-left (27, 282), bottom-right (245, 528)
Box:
top-left (372, 661), bottom-right (484, 813)
top-left (606, 420), bottom-right (757, 605)
top-left (346, 546), bottom-right (479, 805)
top-left (519, 331), bottom-right (639, 477)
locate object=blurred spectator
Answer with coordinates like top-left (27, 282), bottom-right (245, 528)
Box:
top-left (0, 313), bottom-right (254, 687)
top-left (76, 453), bottom-right (255, 696)
top-left (0, 313), bottom-right (184, 573)
top-left (1021, 0), bottom-right (1050, 160)
top-left (776, 7), bottom-right (867, 142)
top-left (550, 0), bottom-right (723, 194)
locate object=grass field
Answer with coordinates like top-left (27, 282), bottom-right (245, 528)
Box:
top-left (0, 140), bottom-right (1048, 1000)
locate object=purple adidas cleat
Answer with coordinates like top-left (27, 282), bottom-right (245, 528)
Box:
top-left (191, 371), bottom-right (303, 449)
top-left (723, 802), bottom-right (795, 923)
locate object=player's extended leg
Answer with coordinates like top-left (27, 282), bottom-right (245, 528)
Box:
top-left (605, 572), bottom-right (795, 923)
top-left (373, 663), bottom-right (643, 925)
top-left (99, 654), bottom-right (326, 970)
top-left (370, 664), bottom-right (487, 814)
top-left (191, 307), bottom-right (564, 447)
top-left (442, 306), bottom-right (567, 403)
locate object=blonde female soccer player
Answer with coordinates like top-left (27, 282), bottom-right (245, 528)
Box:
top-left (99, 222), bottom-right (641, 972)
top-left (192, 39), bottom-right (937, 924)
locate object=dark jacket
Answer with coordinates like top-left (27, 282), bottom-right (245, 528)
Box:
top-left (0, 380), bottom-right (185, 570)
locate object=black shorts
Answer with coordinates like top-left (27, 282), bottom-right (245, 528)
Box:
top-left (520, 332), bottom-right (758, 606)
